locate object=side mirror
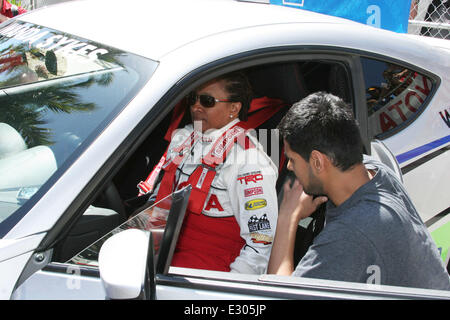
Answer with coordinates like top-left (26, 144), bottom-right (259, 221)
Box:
top-left (98, 229), bottom-right (155, 300)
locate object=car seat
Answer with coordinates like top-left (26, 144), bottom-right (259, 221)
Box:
top-left (0, 122), bottom-right (27, 159)
top-left (0, 123), bottom-right (57, 190)
top-left (248, 63), bottom-right (328, 265)
top-left (328, 63), bottom-right (352, 105)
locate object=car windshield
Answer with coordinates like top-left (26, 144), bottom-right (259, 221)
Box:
top-left (0, 21), bottom-right (157, 234)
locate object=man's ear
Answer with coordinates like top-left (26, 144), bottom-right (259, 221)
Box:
top-left (309, 150), bottom-right (328, 174)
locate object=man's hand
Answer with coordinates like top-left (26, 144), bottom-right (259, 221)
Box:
top-left (267, 179), bottom-right (327, 275)
top-left (279, 179), bottom-right (327, 224)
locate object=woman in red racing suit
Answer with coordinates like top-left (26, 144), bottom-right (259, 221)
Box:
top-left (146, 72), bottom-right (279, 274)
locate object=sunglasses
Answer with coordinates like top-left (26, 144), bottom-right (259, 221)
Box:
top-left (187, 92), bottom-right (234, 108)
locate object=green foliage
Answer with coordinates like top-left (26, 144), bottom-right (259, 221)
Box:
top-left (9, 0), bottom-right (23, 6)
top-left (9, 0), bottom-right (30, 10)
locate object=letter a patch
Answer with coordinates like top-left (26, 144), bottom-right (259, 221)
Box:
top-left (204, 194), bottom-right (224, 211)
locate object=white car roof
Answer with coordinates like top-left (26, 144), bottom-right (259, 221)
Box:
top-left (19, 0), bottom-right (360, 60)
top-left (18, 0), bottom-right (449, 76)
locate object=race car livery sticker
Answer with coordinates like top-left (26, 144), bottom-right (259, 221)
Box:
top-left (244, 187), bottom-right (263, 197)
top-left (237, 171), bottom-right (263, 185)
top-left (245, 199), bottom-right (267, 210)
top-left (439, 107), bottom-right (450, 128)
top-left (0, 22), bottom-right (109, 61)
top-left (368, 73), bottom-right (432, 135)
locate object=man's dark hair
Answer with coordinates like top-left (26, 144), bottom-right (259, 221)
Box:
top-left (277, 92), bottom-right (364, 171)
top-left (216, 71), bottom-right (253, 121)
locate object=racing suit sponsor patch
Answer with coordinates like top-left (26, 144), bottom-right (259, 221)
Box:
top-left (250, 233), bottom-right (273, 245)
top-left (244, 186), bottom-right (263, 197)
top-left (204, 194), bottom-right (224, 211)
top-left (237, 171), bottom-right (263, 185)
top-left (248, 214), bottom-right (271, 232)
top-left (245, 199), bottom-right (267, 210)
top-left (248, 214), bottom-right (272, 245)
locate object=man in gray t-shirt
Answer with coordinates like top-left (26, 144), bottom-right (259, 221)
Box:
top-left (293, 157), bottom-right (449, 289)
top-left (268, 92), bottom-right (450, 290)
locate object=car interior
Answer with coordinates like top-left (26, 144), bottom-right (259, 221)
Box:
top-left (51, 59), bottom-right (354, 270)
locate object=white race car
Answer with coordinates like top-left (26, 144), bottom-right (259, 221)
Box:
top-left (0, 0), bottom-right (449, 300)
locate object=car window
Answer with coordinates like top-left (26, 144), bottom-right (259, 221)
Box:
top-left (67, 187), bottom-right (188, 268)
top-left (0, 21), bottom-right (157, 235)
top-left (361, 57), bottom-right (433, 138)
